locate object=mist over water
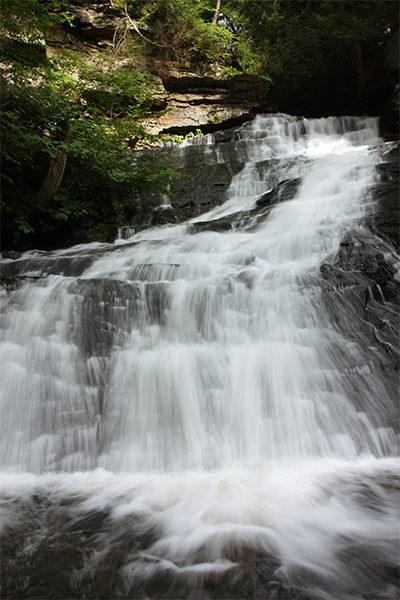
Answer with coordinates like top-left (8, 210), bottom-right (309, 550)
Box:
top-left (1, 115), bottom-right (398, 599)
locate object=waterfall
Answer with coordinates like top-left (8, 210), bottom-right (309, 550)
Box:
top-left (1, 115), bottom-right (398, 600)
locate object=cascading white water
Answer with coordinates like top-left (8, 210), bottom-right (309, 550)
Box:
top-left (0, 115), bottom-right (398, 600)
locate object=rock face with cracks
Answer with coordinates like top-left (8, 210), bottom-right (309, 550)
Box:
top-left (140, 69), bottom-right (269, 136)
top-left (61, 1), bottom-right (270, 136)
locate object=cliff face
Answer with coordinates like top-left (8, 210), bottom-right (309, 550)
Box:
top-left (58, 1), bottom-right (399, 133)
top-left (48, 1), bottom-right (399, 137)
top-left (49, 1), bottom-right (270, 135)
top-left (139, 70), bottom-right (269, 136)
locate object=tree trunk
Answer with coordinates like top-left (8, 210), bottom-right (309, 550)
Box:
top-left (36, 121), bottom-right (70, 208)
top-left (354, 42), bottom-right (365, 98)
top-left (335, 53), bottom-right (346, 106)
top-left (212, 0), bottom-right (221, 26)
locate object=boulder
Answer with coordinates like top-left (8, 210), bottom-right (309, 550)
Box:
top-left (256, 178), bottom-right (301, 208)
top-left (68, 3), bottom-right (123, 40)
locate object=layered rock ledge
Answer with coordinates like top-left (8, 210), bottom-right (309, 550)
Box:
top-left (50, 1), bottom-right (270, 136)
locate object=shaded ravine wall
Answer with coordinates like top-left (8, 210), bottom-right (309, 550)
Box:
top-left (53, 0), bottom-right (399, 137)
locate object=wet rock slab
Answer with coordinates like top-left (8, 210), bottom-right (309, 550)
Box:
top-left (368, 143), bottom-right (400, 249)
top-left (320, 229), bottom-right (399, 430)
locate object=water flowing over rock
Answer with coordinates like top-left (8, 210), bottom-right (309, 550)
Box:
top-left (0, 114), bottom-right (399, 600)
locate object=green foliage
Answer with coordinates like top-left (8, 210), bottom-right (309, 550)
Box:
top-left (225, 0), bottom-right (399, 91)
top-left (1, 69), bottom-right (178, 243)
top-left (0, 48), bottom-right (177, 245)
top-left (65, 118), bottom-right (178, 222)
top-left (1, 80), bottom-right (79, 240)
top-left (42, 51), bottom-right (160, 120)
top-left (207, 112), bottom-right (219, 124)
top-left (126, 0), bottom-right (236, 67)
top-left (77, 58), bottom-right (157, 117)
top-left (163, 129), bottom-right (204, 145)
top-left (121, 0), bottom-right (274, 76)
top-left (0, 39), bottom-right (47, 67)
top-left (0, 0), bottom-right (70, 43)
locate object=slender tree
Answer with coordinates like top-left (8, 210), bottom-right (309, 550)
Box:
top-left (212, 0), bottom-right (221, 25)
